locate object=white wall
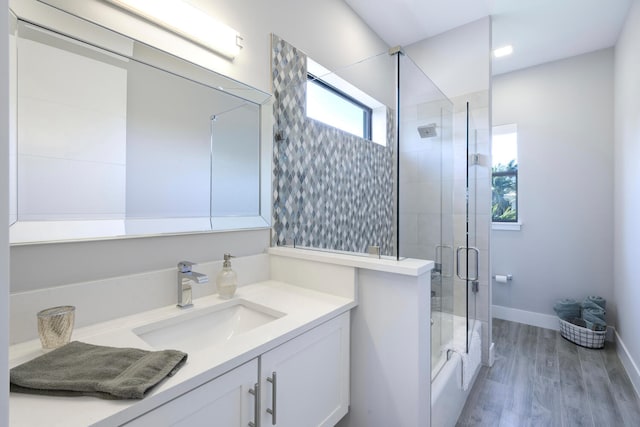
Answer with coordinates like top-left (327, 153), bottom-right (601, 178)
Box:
top-left (614, 0), bottom-right (640, 392)
top-left (31, 0), bottom-right (390, 96)
top-left (492, 49), bottom-right (615, 325)
top-left (405, 18), bottom-right (491, 100)
top-left (4, 0), bottom-right (386, 421)
top-left (192, 0), bottom-right (392, 95)
top-left (1, 0), bottom-right (10, 424)
top-left (7, 0), bottom-right (389, 298)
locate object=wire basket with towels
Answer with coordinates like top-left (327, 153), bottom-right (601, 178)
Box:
top-left (558, 318), bottom-right (606, 349)
top-left (554, 296), bottom-right (607, 349)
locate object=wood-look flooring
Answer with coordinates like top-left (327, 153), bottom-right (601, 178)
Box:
top-left (456, 319), bottom-right (640, 426)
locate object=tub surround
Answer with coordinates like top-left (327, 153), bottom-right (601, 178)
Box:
top-left (431, 316), bottom-right (482, 427)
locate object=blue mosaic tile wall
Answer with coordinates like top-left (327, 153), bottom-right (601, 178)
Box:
top-left (271, 35), bottom-right (395, 254)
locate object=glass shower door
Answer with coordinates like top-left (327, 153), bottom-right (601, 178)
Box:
top-left (395, 53), bottom-right (454, 377)
top-left (437, 104), bottom-right (455, 374)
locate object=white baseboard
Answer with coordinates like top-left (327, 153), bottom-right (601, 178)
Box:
top-left (491, 304), bottom-right (615, 342)
top-left (615, 330), bottom-right (640, 399)
top-left (492, 305), bottom-right (559, 330)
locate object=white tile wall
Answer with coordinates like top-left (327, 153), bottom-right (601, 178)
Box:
top-left (18, 97), bottom-right (127, 164)
top-left (17, 36), bottom-right (127, 221)
top-left (400, 213), bottom-right (419, 246)
top-left (18, 156), bottom-right (126, 219)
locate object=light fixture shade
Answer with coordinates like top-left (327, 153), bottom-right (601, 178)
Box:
top-left (104, 0), bottom-right (241, 59)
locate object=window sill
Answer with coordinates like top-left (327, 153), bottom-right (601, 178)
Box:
top-left (492, 222), bottom-right (521, 231)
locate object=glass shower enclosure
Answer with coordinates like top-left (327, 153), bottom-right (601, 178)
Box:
top-left (394, 52), bottom-right (456, 378)
top-left (270, 39), bottom-right (478, 381)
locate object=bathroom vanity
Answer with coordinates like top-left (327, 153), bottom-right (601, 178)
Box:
top-left (10, 280), bottom-right (354, 427)
top-left (125, 313), bottom-right (349, 427)
top-left (9, 247), bottom-right (433, 427)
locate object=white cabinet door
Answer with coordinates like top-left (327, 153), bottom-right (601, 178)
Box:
top-left (124, 359), bottom-right (258, 427)
top-left (123, 313), bottom-right (351, 427)
top-left (260, 313), bottom-right (350, 427)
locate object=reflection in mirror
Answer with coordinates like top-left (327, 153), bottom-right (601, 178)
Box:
top-left (10, 14), bottom-right (269, 244)
top-left (17, 22), bottom-right (129, 223)
top-left (211, 104), bottom-right (260, 217)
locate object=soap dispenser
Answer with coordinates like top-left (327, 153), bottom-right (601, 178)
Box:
top-left (217, 253), bottom-right (237, 299)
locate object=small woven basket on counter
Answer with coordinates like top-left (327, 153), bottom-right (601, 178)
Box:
top-left (559, 318), bottom-right (606, 349)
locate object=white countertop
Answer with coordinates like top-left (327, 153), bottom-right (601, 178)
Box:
top-left (268, 246), bottom-right (434, 276)
top-left (9, 281), bottom-right (355, 427)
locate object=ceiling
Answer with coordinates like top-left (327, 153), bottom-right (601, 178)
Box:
top-left (344, 0), bottom-right (632, 75)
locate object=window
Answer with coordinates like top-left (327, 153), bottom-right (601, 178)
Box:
top-left (306, 73), bottom-right (372, 139)
top-left (492, 124), bottom-right (518, 223)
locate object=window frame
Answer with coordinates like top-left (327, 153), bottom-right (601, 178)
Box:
top-left (306, 72), bottom-right (373, 140)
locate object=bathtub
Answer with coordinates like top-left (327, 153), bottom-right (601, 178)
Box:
top-left (431, 314), bottom-right (482, 427)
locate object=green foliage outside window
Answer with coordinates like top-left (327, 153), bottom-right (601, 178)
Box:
top-left (492, 160), bottom-right (518, 222)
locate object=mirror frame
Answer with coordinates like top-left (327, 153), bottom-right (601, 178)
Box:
top-left (9, 0), bottom-right (273, 245)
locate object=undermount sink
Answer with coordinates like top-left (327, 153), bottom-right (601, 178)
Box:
top-left (133, 299), bottom-right (285, 353)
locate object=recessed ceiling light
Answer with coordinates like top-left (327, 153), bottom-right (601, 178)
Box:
top-left (493, 45), bottom-right (513, 58)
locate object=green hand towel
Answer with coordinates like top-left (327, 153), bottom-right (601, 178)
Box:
top-left (582, 306), bottom-right (606, 323)
top-left (584, 295), bottom-right (606, 310)
top-left (10, 341), bottom-right (187, 399)
top-left (582, 300), bottom-right (604, 312)
top-left (553, 298), bottom-right (580, 321)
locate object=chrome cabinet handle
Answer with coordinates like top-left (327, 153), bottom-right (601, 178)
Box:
top-left (266, 372), bottom-right (277, 425)
top-left (456, 246), bottom-right (479, 281)
top-left (248, 382), bottom-right (260, 427)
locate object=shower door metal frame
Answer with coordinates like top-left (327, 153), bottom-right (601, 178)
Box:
top-left (462, 102), bottom-right (479, 353)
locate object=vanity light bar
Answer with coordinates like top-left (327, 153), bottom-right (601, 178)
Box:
top-left (104, 0), bottom-right (242, 59)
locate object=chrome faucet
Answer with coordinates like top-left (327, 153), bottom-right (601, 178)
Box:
top-left (177, 261), bottom-right (209, 309)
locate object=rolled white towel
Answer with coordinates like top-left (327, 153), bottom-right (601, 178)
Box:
top-left (444, 328), bottom-right (481, 391)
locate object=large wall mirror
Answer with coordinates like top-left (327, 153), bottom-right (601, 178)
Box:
top-left (9, 2), bottom-right (272, 244)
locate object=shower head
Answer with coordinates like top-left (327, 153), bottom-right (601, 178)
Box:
top-left (418, 123), bottom-right (438, 139)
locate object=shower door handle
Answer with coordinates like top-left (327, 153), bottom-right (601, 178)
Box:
top-left (456, 246), bottom-right (479, 281)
